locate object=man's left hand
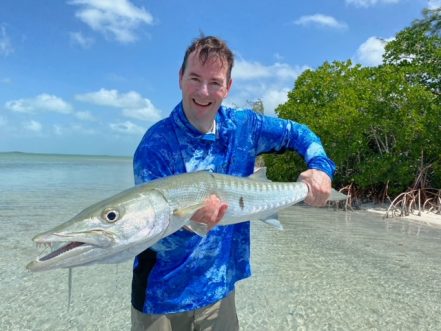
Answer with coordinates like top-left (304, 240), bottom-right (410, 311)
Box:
top-left (297, 169), bottom-right (332, 207)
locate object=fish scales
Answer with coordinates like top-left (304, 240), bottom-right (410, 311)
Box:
top-left (153, 171), bottom-right (308, 224)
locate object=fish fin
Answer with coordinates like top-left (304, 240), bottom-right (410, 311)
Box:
top-left (328, 189), bottom-right (347, 201)
top-left (249, 167), bottom-right (271, 181)
top-left (185, 221), bottom-right (209, 237)
top-left (173, 203), bottom-right (205, 218)
top-left (261, 218), bottom-right (284, 230)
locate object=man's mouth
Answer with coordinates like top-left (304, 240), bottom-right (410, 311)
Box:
top-left (193, 99), bottom-right (212, 107)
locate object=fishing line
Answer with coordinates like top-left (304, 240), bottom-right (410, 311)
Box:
top-left (68, 267), bottom-right (72, 311)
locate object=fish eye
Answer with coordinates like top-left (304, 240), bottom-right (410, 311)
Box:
top-left (102, 208), bottom-right (120, 223)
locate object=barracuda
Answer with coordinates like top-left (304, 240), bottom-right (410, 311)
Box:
top-left (26, 168), bottom-right (346, 272)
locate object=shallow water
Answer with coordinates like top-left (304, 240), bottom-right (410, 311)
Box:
top-left (240, 208), bottom-right (441, 331)
top-left (1, 153), bottom-right (440, 330)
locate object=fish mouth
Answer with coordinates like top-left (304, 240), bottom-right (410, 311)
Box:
top-left (36, 241), bottom-right (87, 261)
top-left (27, 230), bottom-right (116, 272)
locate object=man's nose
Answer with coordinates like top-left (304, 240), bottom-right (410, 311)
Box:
top-left (196, 82), bottom-right (210, 95)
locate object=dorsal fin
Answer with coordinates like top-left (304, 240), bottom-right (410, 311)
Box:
top-left (249, 167), bottom-right (270, 181)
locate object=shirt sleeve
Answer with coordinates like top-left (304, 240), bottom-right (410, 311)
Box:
top-left (253, 111), bottom-right (336, 179)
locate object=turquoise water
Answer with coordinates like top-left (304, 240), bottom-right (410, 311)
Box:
top-left (1, 152), bottom-right (441, 330)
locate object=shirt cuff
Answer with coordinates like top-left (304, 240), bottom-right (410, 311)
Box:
top-left (307, 156), bottom-right (336, 179)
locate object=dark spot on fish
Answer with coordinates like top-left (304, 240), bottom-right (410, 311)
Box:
top-left (239, 196), bottom-right (245, 210)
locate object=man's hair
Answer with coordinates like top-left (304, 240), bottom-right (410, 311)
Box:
top-left (180, 35), bottom-right (234, 82)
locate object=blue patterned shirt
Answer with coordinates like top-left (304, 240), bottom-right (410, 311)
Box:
top-left (132, 102), bottom-right (335, 314)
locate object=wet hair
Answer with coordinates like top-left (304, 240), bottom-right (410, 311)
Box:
top-left (180, 35), bottom-right (234, 82)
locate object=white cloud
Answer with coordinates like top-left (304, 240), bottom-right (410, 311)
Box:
top-left (72, 124), bottom-right (96, 134)
top-left (76, 88), bottom-right (142, 107)
top-left (261, 88), bottom-right (290, 115)
top-left (228, 58), bottom-right (308, 116)
top-left (233, 60), bottom-right (272, 80)
top-left (122, 105), bottom-right (161, 122)
top-left (53, 123), bottom-right (96, 135)
top-left (75, 111), bottom-right (95, 121)
top-left (294, 14), bottom-right (347, 29)
top-left (70, 31), bottom-right (94, 48)
top-left (5, 99), bottom-right (31, 112)
top-left (69, 0), bottom-right (154, 43)
top-left (5, 94), bottom-right (73, 114)
top-left (109, 120), bottom-right (145, 135)
top-left (428, 0), bottom-right (441, 9)
top-left (354, 36), bottom-right (393, 66)
top-left (233, 59), bottom-right (307, 81)
top-left (76, 88), bottom-right (161, 122)
top-left (0, 25), bottom-right (14, 56)
top-left (227, 86), bottom-right (290, 116)
top-left (23, 120), bottom-right (42, 132)
top-left (345, 0), bottom-right (399, 7)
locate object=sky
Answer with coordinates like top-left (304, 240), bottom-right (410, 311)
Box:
top-left (0, 0), bottom-right (439, 156)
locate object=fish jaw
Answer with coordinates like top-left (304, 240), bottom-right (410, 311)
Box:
top-left (32, 229), bottom-right (116, 248)
top-left (26, 227), bottom-right (117, 272)
top-left (26, 242), bottom-right (94, 272)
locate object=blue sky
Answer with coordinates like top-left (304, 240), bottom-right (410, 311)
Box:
top-left (0, 0), bottom-right (439, 156)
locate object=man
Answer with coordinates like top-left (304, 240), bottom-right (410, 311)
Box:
top-left (132, 36), bottom-right (335, 330)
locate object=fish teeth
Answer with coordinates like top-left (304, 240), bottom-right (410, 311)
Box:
top-left (35, 242), bottom-right (53, 259)
top-left (36, 242), bottom-right (52, 249)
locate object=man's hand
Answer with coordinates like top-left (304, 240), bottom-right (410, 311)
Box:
top-left (297, 169), bottom-right (332, 207)
top-left (190, 194), bottom-right (228, 231)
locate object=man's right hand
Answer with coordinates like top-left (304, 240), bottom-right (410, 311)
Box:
top-left (190, 195), bottom-right (228, 231)
top-left (297, 169), bottom-right (332, 207)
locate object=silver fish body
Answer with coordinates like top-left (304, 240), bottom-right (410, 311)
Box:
top-left (162, 171), bottom-right (309, 225)
top-left (26, 169), bottom-right (343, 272)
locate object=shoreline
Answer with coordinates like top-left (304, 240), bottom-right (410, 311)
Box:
top-left (0, 151), bottom-right (132, 159)
top-left (361, 202), bottom-right (441, 228)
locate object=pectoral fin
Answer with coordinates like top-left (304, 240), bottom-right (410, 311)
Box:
top-left (250, 213), bottom-right (284, 230)
top-left (173, 203), bottom-right (210, 237)
top-left (173, 203), bottom-right (205, 218)
top-left (261, 218), bottom-right (284, 230)
top-left (184, 221), bottom-right (209, 237)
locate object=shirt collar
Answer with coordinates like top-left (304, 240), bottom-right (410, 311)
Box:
top-left (172, 102), bottom-right (218, 141)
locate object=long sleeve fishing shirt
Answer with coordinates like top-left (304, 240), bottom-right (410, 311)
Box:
top-left (132, 102), bottom-right (336, 314)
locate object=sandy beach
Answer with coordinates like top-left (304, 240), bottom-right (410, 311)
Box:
top-left (363, 203), bottom-right (441, 228)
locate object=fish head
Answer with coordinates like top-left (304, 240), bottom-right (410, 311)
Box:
top-left (26, 187), bottom-right (171, 272)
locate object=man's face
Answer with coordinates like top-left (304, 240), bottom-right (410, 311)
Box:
top-left (179, 51), bottom-right (232, 132)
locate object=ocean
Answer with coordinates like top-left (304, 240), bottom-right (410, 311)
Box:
top-left (1, 152), bottom-right (441, 330)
